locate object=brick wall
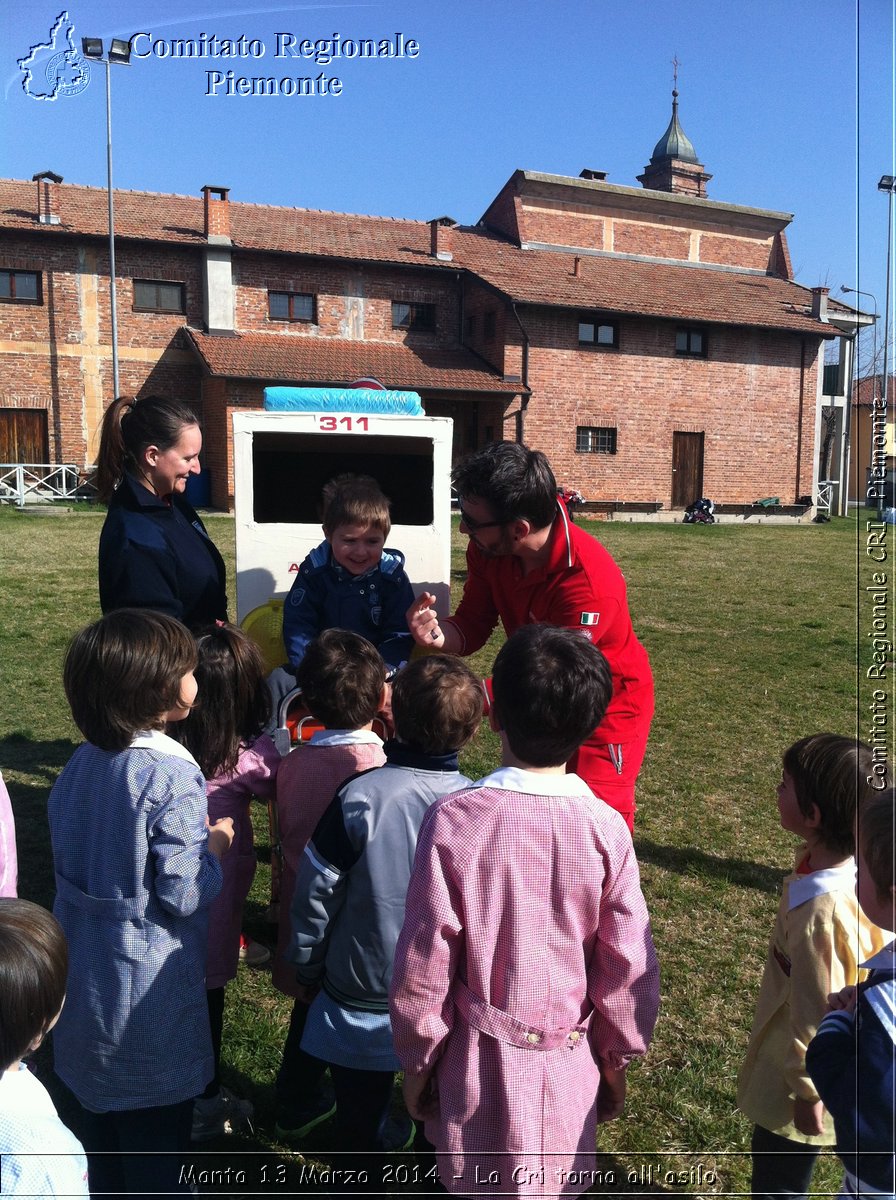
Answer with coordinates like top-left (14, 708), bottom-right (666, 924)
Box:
top-left (518, 309), bottom-right (819, 507)
top-left (462, 279), bottom-right (506, 373)
top-left (0, 223), bottom-right (820, 511)
top-left (234, 255), bottom-right (461, 344)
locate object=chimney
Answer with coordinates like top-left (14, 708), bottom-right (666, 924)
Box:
top-left (811, 286), bottom-right (829, 322)
top-left (429, 215), bottom-right (456, 262)
top-left (201, 186), bottom-right (234, 334)
top-left (579, 169), bottom-right (607, 181)
top-left (32, 171), bottom-right (63, 225)
top-left (202, 185), bottom-right (231, 241)
top-left (572, 256), bottom-right (582, 277)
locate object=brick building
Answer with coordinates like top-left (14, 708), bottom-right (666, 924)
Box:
top-left (0, 97), bottom-right (858, 512)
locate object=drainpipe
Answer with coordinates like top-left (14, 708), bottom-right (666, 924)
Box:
top-left (510, 302), bottom-right (530, 443)
top-left (796, 338), bottom-right (806, 505)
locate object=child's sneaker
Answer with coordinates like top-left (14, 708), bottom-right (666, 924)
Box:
top-left (378, 1115), bottom-right (416, 1152)
top-left (191, 1086), bottom-right (255, 1142)
top-left (274, 1093), bottom-right (337, 1143)
top-left (238, 933), bottom-right (271, 966)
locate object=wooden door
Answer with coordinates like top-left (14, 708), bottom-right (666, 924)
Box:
top-left (0, 409), bottom-right (49, 463)
top-left (671, 431), bottom-right (704, 508)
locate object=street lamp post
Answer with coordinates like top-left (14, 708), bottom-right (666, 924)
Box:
top-left (841, 285), bottom-right (879, 515)
top-left (81, 37), bottom-right (131, 400)
top-left (877, 175), bottom-right (896, 515)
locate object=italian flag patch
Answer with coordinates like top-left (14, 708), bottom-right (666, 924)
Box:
top-left (580, 612), bottom-right (600, 626)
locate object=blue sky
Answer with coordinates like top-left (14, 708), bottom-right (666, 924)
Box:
top-left (1, 0), bottom-right (893, 364)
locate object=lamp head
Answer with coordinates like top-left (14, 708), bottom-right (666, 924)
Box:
top-left (81, 37), bottom-right (103, 59)
top-left (108, 38), bottom-right (131, 64)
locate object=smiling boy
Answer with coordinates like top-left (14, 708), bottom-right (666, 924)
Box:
top-left (281, 474), bottom-right (415, 671)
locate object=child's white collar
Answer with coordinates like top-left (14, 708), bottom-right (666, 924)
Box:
top-left (473, 765), bottom-right (594, 798)
top-left (130, 728), bottom-right (199, 767)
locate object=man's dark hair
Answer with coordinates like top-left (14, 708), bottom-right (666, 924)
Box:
top-left (63, 609), bottom-right (198, 751)
top-left (392, 655), bottom-right (482, 755)
top-left (0, 899), bottom-right (68, 1071)
top-left (783, 734), bottom-right (883, 857)
top-left (492, 625), bottom-right (612, 767)
top-left (451, 442), bottom-right (558, 530)
top-left (296, 629), bottom-right (386, 730)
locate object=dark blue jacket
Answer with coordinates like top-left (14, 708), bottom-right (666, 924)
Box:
top-left (281, 539), bottom-right (413, 669)
top-left (98, 473), bottom-right (227, 631)
top-left (806, 948), bottom-right (896, 1195)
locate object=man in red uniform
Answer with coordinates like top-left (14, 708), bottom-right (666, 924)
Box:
top-left (407, 442), bottom-right (653, 830)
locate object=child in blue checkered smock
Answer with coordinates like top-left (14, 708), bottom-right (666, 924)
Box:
top-left (48, 609), bottom-right (235, 1198)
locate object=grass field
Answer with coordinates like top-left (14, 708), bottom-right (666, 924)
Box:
top-left (0, 503), bottom-right (875, 1196)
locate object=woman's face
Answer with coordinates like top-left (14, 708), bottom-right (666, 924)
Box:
top-left (142, 424), bottom-right (202, 497)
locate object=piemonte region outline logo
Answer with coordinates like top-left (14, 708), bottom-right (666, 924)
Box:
top-left (18, 11), bottom-right (91, 101)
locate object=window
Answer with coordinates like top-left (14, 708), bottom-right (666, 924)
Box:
top-left (675, 327), bottom-right (708, 357)
top-left (133, 280), bottom-right (185, 313)
top-left (483, 310), bottom-right (496, 342)
top-left (392, 301), bottom-right (436, 332)
top-left (269, 290), bottom-right (315, 323)
top-left (576, 426), bottom-right (617, 454)
top-left (465, 314), bottom-right (476, 340)
top-left (0, 269), bottom-right (41, 304)
top-left (578, 317), bottom-right (618, 349)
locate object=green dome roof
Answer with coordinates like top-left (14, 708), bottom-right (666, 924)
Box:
top-left (650, 92), bottom-right (699, 164)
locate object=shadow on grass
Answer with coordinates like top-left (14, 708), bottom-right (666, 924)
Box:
top-left (2, 732), bottom-right (77, 908)
top-left (633, 839), bottom-right (783, 895)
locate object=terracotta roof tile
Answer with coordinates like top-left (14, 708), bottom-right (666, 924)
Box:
top-left (0, 177), bottom-right (835, 336)
top-left (185, 328), bottom-right (522, 393)
top-left (450, 228), bottom-right (835, 336)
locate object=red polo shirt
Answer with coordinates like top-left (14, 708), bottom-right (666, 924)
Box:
top-left (444, 502), bottom-right (654, 747)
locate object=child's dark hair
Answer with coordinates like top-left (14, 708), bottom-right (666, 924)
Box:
top-left (64, 609), bottom-right (198, 752)
top-left (0, 899), bottom-right (68, 1071)
top-left (492, 625), bottom-right (612, 767)
top-left (296, 629), bottom-right (386, 730)
top-left (857, 785), bottom-right (896, 902)
top-left (96, 394), bottom-right (199, 503)
top-left (782, 734), bottom-right (881, 857)
top-left (173, 623), bottom-right (270, 777)
top-left (321, 474), bottom-right (391, 537)
top-left (392, 656), bottom-right (483, 755)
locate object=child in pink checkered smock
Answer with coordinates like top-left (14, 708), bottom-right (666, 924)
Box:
top-left (390, 625), bottom-right (660, 1198)
top-left (272, 630), bottom-right (388, 1140)
top-left (172, 622), bottom-right (280, 1141)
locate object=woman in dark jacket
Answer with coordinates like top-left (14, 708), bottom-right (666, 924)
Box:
top-left (96, 395), bottom-right (227, 630)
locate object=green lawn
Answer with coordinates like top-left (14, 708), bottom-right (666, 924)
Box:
top-left (0, 504), bottom-right (877, 1196)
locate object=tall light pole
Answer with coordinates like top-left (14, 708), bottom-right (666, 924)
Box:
top-left (878, 175), bottom-right (896, 514)
top-left (81, 37), bottom-right (131, 400)
top-left (841, 285), bottom-right (879, 515)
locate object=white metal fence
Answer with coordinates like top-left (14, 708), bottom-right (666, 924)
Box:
top-left (0, 464), bottom-right (98, 507)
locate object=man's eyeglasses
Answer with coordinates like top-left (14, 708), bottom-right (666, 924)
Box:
top-left (458, 505), bottom-right (507, 533)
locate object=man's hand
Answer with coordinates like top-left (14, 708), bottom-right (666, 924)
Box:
top-left (402, 1069), bottom-right (439, 1120)
top-left (407, 592), bottom-right (445, 649)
